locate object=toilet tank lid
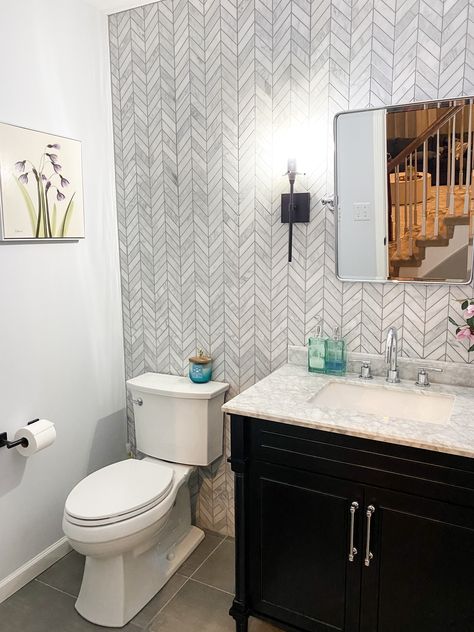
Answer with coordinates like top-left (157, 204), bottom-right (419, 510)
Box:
top-left (127, 372), bottom-right (229, 399)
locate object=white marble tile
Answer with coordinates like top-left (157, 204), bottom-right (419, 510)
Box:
top-left (288, 345), bottom-right (474, 388)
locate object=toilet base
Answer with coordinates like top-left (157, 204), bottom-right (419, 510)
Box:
top-left (76, 525), bottom-right (204, 628)
top-left (73, 479), bottom-right (204, 628)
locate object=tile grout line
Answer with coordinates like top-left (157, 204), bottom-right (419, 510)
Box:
top-left (187, 576), bottom-right (234, 597)
top-left (188, 535), bottom-right (228, 579)
top-left (141, 577), bottom-right (192, 629)
top-left (34, 578), bottom-right (78, 601)
top-left (142, 535), bottom-right (228, 629)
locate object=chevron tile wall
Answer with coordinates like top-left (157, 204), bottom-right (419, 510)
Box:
top-left (109, 0), bottom-right (474, 536)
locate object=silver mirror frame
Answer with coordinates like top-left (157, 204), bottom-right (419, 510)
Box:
top-left (332, 96), bottom-right (474, 286)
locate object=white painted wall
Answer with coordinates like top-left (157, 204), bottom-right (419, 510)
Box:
top-left (0, 0), bottom-right (126, 585)
top-left (86, 0), bottom-right (157, 13)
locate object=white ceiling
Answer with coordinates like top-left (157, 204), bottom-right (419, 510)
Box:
top-left (86, 0), bottom-right (156, 14)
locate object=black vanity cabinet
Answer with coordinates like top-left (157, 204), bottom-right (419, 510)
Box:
top-left (229, 416), bottom-right (474, 632)
top-left (248, 461), bottom-right (363, 632)
top-left (360, 487), bottom-right (474, 632)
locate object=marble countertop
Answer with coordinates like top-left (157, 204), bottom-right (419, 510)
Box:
top-left (222, 363), bottom-right (474, 459)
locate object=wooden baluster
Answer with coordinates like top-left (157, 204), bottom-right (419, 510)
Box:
top-left (404, 158), bottom-right (408, 232)
top-left (464, 101), bottom-right (472, 216)
top-left (421, 103), bottom-right (428, 238)
top-left (449, 113), bottom-right (456, 214)
top-left (446, 119), bottom-right (451, 207)
top-left (422, 138), bottom-right (427, 237)
top-left (408, 153), bottom-right (414, 256)
top-left (459, 107), bottom-right (465, 190)
top-left (470, 110), bottom-right (474, 235)
top-left (395, 166), bottom-right (401, 256)
top-left (435, 119), bottom-right (440, 237)
top-left (471, 107), bottom-right (474, 217)
top-left (414, 148), bottom-right (418, 225)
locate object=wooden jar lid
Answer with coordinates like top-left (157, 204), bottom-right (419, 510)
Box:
top-left (189, 355), bottom-right (212, 364)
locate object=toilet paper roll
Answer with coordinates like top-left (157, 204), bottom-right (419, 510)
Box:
top-left (14, 419), bottom-right (56, 457)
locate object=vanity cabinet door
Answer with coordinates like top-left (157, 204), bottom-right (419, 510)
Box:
top-left (360, 487), bottom-right (474, 632)
top-left (248, 462), bottom-right (363, 632)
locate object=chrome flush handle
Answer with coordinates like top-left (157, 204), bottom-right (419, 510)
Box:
top-left (348, 501), bottom-right (359, 562)
top-left (364, 505), bottom-right (375, 567)
top-left (131, 397), bottom-right (143, 406)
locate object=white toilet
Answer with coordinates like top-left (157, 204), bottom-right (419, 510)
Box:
top-left (62, 373), bottom-right (228, 628)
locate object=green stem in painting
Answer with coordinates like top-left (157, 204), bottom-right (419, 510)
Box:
top-left (51, 203), bottom-right (57, 237)
top-left (33, 171), bottom-right (43, 238)
top-left (44, 188), bottom-right (53, 238)
top-left (14, 178), bottom-right (37, 234)
top-left (38, 181), bottom-right (50, 238)
top-left (60, 192), bottom-right (76, 238)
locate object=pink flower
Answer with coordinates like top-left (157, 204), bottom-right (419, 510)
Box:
top-left (456, 326), bottom-right (474, 342)
top-left (465, 304), bottom-right (474, 318)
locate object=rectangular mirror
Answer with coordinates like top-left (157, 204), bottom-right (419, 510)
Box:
top-left (335, 97), bottom-right (474, 284)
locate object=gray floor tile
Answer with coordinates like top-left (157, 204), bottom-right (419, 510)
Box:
top-left (149, 580), bottom-right (234, 632)
top-left (0, 580), bottom-right (139, 632)
top-left (178, 530), bottom-right (225, 577)
top-left (37, 551), bottom-right (85, 597)
top-left (192, 539), bottom-right (235, 593)
top-left (131, 573), bottom-right (187, 628)
top-left (249, 617), bottom-right (281, 631)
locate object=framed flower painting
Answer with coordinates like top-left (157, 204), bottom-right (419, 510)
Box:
top-left (0, 122), bottom-right (84, 240)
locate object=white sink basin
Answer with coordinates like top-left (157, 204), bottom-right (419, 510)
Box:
top-left (309, 381), bottom-right (455, 424)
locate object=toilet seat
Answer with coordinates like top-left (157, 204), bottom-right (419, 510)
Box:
top-left (65, 459), bottom-right (174, 527)
top-left (63, 461), bottom-right (192, 548)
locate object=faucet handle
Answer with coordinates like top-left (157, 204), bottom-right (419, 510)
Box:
top-left (415, 366), bottom-right (443, 387)
top-left (359, 361), bottom-right (373, 380)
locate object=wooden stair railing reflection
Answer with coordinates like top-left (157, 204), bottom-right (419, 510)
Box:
top-left (387, 101), bottom-right (473, 278)
top-left (387, 105), bottom-right (464, 243)
top-left (387, 105), bottom-right (464, 173)
top-left (391, 216), bottom-right (471, 277)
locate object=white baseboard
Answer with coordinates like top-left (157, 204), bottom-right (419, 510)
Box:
top-left (0, 537), bottom-right (72, 603)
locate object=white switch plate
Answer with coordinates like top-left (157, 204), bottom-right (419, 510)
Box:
top-left (353, 202), bottom-right (370, 221)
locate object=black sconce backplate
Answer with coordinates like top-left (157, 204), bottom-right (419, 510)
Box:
top-left (281, 192), bottom-right (311, 223)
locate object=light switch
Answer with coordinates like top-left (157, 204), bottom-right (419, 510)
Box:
top-left (353, 202), bottom-right (371, 221)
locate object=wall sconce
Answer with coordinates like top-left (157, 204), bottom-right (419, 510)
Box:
top-left (281, 158), bottom-right (310, 262)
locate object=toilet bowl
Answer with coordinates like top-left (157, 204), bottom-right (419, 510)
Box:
top-left (63, 373), bottom-right (228, 628)
top-left (63, 457), bottom-right (203, 627)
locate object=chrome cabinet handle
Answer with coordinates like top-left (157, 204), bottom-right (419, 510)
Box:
top-left (348, 501), bottom-right (359, 562)
top-left (131, 397), bottom-right (143, 406)
top-left (364, 505), bottom-right (375, 567)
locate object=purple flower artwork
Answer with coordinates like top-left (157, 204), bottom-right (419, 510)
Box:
top-left (0, 122), bottom-right (83, 240)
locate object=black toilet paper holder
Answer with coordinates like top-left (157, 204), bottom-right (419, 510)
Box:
top-left (0, 419), bottom-right (39, 450)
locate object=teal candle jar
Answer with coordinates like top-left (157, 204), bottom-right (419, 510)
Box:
top-left (189, 351), bottom-right (213, 383)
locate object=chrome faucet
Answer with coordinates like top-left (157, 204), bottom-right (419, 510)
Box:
top-left (385, 327), bottom-right (400, 383)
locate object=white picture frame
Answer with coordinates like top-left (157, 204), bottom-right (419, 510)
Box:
top-left (0, 122), bottom-right (84, 241)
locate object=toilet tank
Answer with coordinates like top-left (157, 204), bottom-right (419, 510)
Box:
top-left (126, 373), bottom-right (229, 466)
